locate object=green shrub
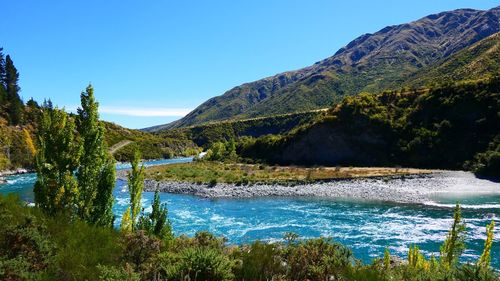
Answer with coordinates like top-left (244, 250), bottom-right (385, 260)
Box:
top-left (172, 247), bottom-right (234, 281)
top-left (0, 196), bottom-right (55, 281)
top-left (235, 241), bottom-right (283, 280)
top-left (285, 238), bottom-right (353, 281)
top-left (97, 264), bottom-right (140, 281)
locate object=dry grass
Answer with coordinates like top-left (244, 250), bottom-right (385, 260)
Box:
top-left (144, 161), bottom-right (434, 184)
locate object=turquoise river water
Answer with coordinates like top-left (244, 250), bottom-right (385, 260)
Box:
top-left (1, 157), bottom-right (499, 268)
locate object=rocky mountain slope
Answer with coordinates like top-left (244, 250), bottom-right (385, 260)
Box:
top-left (164, 6), bottom-right (499, 129)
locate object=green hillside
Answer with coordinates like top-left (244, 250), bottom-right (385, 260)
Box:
top-left (404, 32), bottom-right (500, 87)
top-left (159, 110), bottom-right (324, 148)
top-left (238, 78), bottom-right (500, 177)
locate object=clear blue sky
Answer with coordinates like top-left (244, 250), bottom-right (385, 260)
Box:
top-left (1, 1), bottom-right (498, 128)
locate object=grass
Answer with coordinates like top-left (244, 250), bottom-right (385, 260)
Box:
top-left (143, 161), bottom-right (434, 185)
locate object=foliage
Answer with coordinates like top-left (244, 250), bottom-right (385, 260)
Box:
top-left (383, 247), bottom-right (390, 270)
top-left (0, 52), bottom-right (24, 126)
top-left (0, 119), bottom-right (36, 170)
top-left (97, 264), bottom-right (140, 281)
top-left (120, 207), bottom-right (133, 233)
top-left (477, 220), bottom-right (495, 269)
top-left (137, 190), bottom-right (173, 241)
top-left (171, 247), bottom-right (234, 281)
top-left (0, 195), bottom-right (55, 281)
top-left (76, 85), bottom-right (116, 227)
top-left (408, 245), bottom-right (429, 270)
top-left (125, 150), bottom-right (145, 231)
top-left (204, 140), bottom-right (238, 162)
top-left (34, 87), bottom-right (117, 225)
top-left (469, 135), bottom-right (500, 178)
top-left (440, 204), bottom-right (467, 268)
top-left (233, 241), bottom-right (283, 280)
top-left (284, 237), bottom-right (353, 281)
top-left (122, 230), bottom-right (161, 272)
top-left (33, 104), bottom-right (81, 215)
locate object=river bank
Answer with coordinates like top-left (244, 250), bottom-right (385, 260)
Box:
top-left (119, 170), bottom-right (500, 204)
top-left (116, 171), bottom-right (477, 204)
top-left (0, 168), bottom-right (31, 184)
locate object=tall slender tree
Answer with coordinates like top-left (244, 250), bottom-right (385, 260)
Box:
top-left (34, 103), bottom-right (81, 215)
top-left (126, 150), bottom-right (144, 231)
top-left (76, 85), bottom-right (116, 227)
top-left (4, 55), bottom-right (23, 125)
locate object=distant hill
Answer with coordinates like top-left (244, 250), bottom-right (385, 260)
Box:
top-left (161, 6), bottom-right (499, 129)
top-left (102, 121), bottom-right (199, 161)
top-left (156, 110), bottom-right (325, 148)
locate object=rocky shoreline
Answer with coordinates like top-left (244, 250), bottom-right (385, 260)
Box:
top-left (138, 173), bottom-right (448, 204)
top-left (0, 168), bottom-right (31, 184)
top-left (116, 170), bottom-right (500, 204)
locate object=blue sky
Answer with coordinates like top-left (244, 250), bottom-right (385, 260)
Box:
top-left (1, 1), bottom-right (498, 129)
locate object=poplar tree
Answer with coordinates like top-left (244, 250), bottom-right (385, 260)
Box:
top-left (34, 103), bottom-right (81, 215)
top-left (126, 150), bottom-right (144, 231)
top-left (4, 55), bottom-right (23, 125)
top-left (76, 85), bottom-right (116, 227)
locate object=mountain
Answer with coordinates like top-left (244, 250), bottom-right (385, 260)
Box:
top-left (163, 6), bottom-right (499, 129)
top-left (403, 32), bottom-right (499, 87)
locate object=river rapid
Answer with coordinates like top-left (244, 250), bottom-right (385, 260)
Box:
top-left (1, 158), bottom-right (499, 268)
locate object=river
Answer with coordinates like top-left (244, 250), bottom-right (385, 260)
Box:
top-left (1, 158), bottom-right (499, 268)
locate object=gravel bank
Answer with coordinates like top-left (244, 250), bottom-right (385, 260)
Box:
top-left (140, 175), bottom-right (434, 203)
top-left (116, 170), bottom-right (500, 204)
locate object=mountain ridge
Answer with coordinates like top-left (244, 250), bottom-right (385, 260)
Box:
top-left (156, 6), bottom-right (499, 130)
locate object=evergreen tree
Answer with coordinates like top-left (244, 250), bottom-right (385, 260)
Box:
top-left (76, 85), bottom-right (116, 227)
top-left (126, 150), bottom-right (144, 231)
top-left (0, 48), bottom-right (6, 106)
top-left (33, 104), bottom-right (81, 215)
top-left (440, 204), bottom-right (467, 268)
top-left (4, 55), bottom-right (23, 125)
top-left (24, 98), bottom-right (41, 125)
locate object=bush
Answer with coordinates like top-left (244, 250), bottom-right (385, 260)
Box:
top-left (0, 195), bottom-right (55, 280)
top-left (97, 264), bottom-right (140, 281)
top-left (285, 238), bottom-right (353, 281)
top-left (172, 247), bottom-right (234, 281)
top-left (235, 241), bottom-right (283, 280)
top-left (122, 231), bottom-right (161, 272)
